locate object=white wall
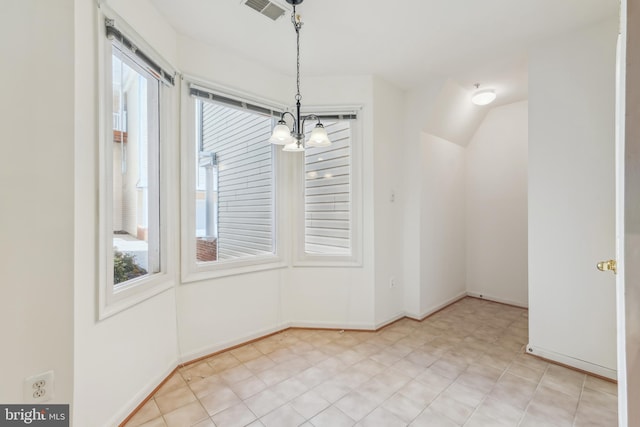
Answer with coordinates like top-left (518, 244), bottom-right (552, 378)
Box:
top-left (372, 76), bottom-right (406, 326)
top-left (528, 18), bottom-right (618, 377)
top-left (176, 271), bottom-right (286, 359)
top-left (177, 34), bottom-right (290, 105)
top-left (420, 134), bottom-right (468, 315)
top-left (74, 0), bottom-right (180, 425)
top-left (0, 0), bottom-right (75, 406)
top-left (402, 77), bottom-right (529, 319)
top-left (425, 79), bottom-right (489, 147)
top-left (402, 79), bottom-right (447, 317)
top-left (466, 101), bottom-right (529, 307)
top-left (175, 33), bottom-right (293, 360)
top-left (403, 84), bottom-right (528, 318)
top-left (283, 75), bottom-right (377, 329)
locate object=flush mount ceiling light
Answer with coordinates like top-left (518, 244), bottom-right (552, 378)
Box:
top-left (471, 83), bottom-right (497, 106)
top-left (269, 0), bottom-right (331, 152)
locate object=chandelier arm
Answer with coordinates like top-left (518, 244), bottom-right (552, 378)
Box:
top-left (279, 111), bottom-right (297, 124)
top-left (302, 114), bottom-right (322, 124)
top-left (300, 114), bottom-right (321, 134)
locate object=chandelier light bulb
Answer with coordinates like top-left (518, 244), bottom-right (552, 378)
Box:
top-left (269, 121), bottom-right (294, 145)
top-left (307, 124), bottom-right (331, 147)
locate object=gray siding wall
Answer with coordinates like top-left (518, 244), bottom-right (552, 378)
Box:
top-left (201, 101), bottom-right (275, 260)
top-left (304, 120), bottom-right (352, 254)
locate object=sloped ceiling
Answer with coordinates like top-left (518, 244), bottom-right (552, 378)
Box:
top-left (425, 79), bottom-right (490, 147)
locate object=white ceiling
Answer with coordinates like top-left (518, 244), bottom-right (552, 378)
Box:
top-left (150, 0), bottom-right (618, 101)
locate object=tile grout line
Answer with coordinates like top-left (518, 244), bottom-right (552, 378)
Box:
top-left (571, 375), bottom-right (587, 427)
top-left (130, 300), bottom-right (606, 427)
top-left (200, 349), bottom-right (267, 425)
top-left (461, 345), bottom-right (519, 427)
top-left (516, 362), bottom-right (550, 427)
top-left (409, 316), bottom-right (516, 426)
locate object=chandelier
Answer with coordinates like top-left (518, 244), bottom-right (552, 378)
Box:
top-left (268, 0), bottom-right (331, 152)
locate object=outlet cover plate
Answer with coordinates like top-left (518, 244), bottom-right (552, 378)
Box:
top-left (24, 370), bottom-right (54, 403)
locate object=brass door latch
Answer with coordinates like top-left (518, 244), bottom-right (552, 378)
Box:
top-left (597, 260), bottom-right (617, 275)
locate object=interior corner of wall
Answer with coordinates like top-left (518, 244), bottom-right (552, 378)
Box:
top-left (422, 79), bottom-right (491, 148)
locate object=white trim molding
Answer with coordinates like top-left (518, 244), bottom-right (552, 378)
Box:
top-left (178, 324), bottom-right (289, 364)
top-left (466, 291), bottom-right (529, 308)
top-left (97, 7), bottom-right (178, 320)
top-left (526, 344), bottom-right (617, 380)
top-left (405, 292), bottom-right (468, 321)
top-left (179, 78), bottom-right (287, 283)
top-left (292, 108), bottom-right (364, 268)
top-left (109, 362), bottom-right (177, 427)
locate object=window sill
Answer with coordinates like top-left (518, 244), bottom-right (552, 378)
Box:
top-left (293, 255), bottom-right (362, 268)
top-left (182, 255), bottom-right (287, 283)
top-left (99, 273), bottom-right (174, 320)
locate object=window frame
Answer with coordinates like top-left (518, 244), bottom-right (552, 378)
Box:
top-left (180, 80), bottom-right (287, 283)
top-left (98, 12), bottom-right (176, 320)
top-left (292, 107), bottom-right (363, 267)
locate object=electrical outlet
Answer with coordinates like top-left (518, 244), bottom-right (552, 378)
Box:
top-left (390, 277), bottom-right (396, 288)
top-left (24, 371), bottom-right (54, 403)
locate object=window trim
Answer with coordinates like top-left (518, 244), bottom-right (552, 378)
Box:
top-left (98, 11), bottom-right (176, 320)
top-left (292, 107), bottom-right (363, 267)
top-left (180, 79), bottom-right (288, 283)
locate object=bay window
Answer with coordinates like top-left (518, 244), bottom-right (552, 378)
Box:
top-left (182, 84), bottom-right (283, 281)
top-left (99, 17), bottom-right (175, 318)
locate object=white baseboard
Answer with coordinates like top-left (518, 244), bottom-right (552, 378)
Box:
top-left (179, 323), bottom-right (289, 364)
top-left (466, 291), bottom-right (528, 308)
top-left (405, 291), bottom-right (467, 321)
top-left (108, 362), bottom-right (176, 427)
top-left (526, 344), bottom-right (617, 380)
top-left (175, 315), bottom-right (397, 366)
top-left (114, 293), bottom-right (525, 425)
top-left (289, 320), bottom-right (376, 330)
top-left (374, 312), bottom-right (407, 330)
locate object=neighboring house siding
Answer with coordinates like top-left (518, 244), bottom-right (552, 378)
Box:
top-left (201, 102), bottom-right (274, 260)
top-left (305, 120), bottom-right (352, 255)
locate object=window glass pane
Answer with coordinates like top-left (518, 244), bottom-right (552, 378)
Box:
top-left (195, 99), bottom-right (275, 262)
top-left (111, 45), bottom-right (161, 285)
top-left (304, 120), bottom-right (352, 255)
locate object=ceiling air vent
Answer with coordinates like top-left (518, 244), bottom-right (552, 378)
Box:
top-left (244, 0), bottom-right (286, 20)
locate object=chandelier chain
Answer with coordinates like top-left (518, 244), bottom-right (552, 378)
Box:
top-left (296, 25), bottom-right (300, 100)
top-left (293, 8), bottom-right (302, 101)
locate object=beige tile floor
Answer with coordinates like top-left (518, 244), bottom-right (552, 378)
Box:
top-left (123, 297), bottom-right (618, 427)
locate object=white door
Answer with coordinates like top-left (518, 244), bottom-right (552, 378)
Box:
top-left (616, 1), bottom-right (640, 425)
